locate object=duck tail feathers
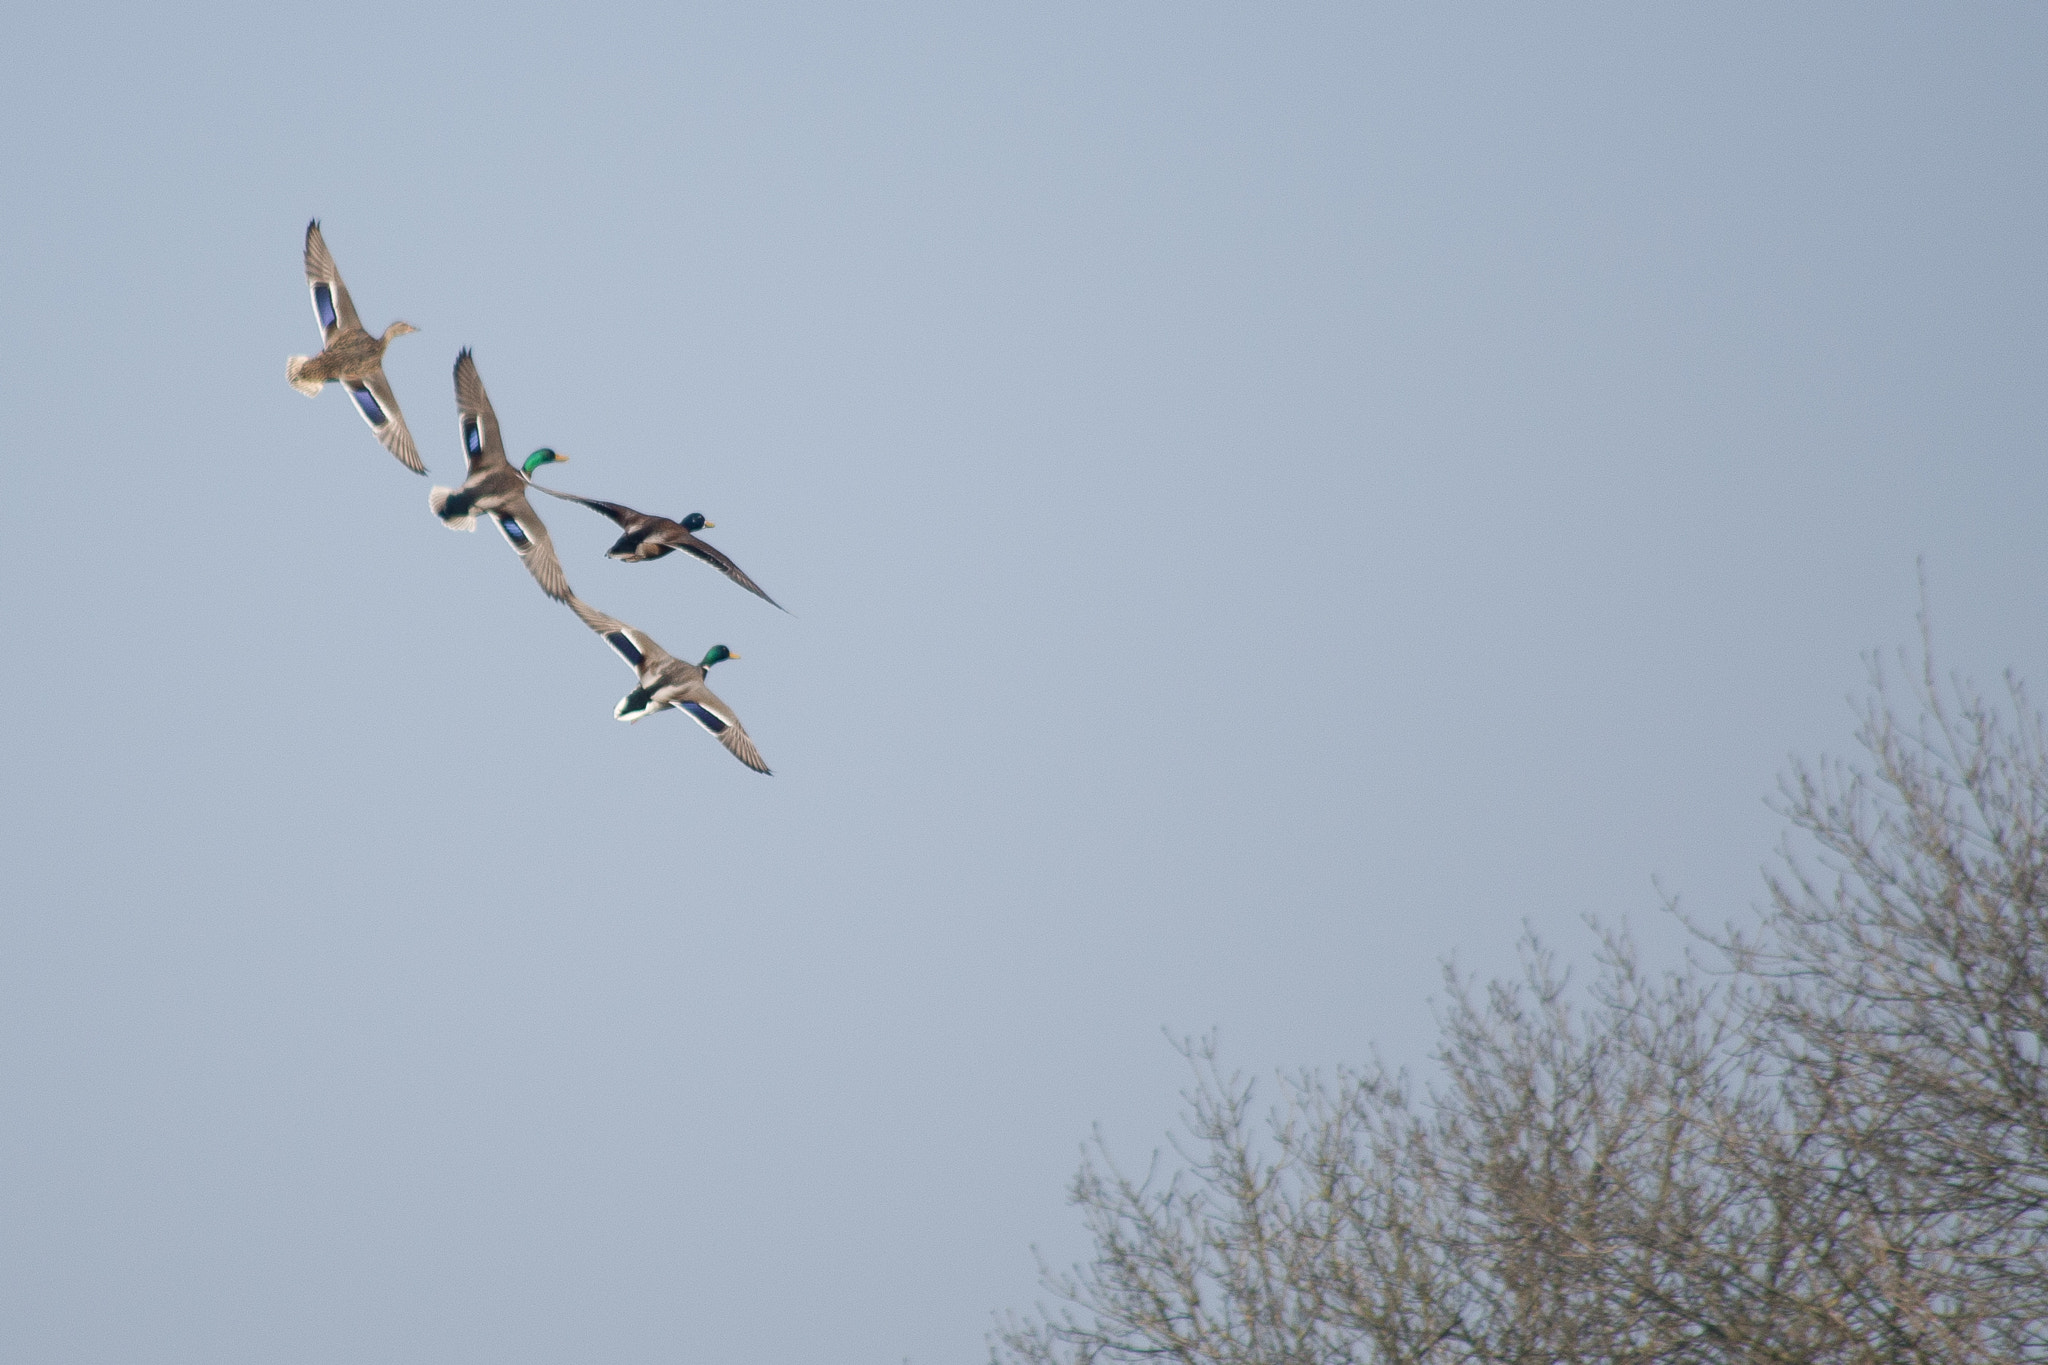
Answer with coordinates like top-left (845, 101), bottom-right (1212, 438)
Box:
top-left (286, 356), bottom-right (322, 396)
top-left (429, 486), bottom-right (477, 531)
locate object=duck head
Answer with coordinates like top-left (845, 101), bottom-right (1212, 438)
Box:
top-left (382, 321), bottom-right (420, 343)
top-left (700, 645), bottom-right (738, 669)
top-left (522, 448), bottom-right (569, 476)
top-left (681, 512), bottom-right (715, 531)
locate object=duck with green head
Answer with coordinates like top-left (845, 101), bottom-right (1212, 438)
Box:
top-left (426, 351), bottom-right (573, 604)
top-left (525, 469), bottom-right (784, 611)
top-left (567, 596), bottom-right (770, 774)
top-left (286, 220), bottom-right (425, 475)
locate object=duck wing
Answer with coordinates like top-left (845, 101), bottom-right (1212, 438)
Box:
top-left (302, 220), bottom-right (363, 342)
top-left (568, 596), bottom-right (677, 673)
top-left (527, 482), bottom-right (638, 529)
top-left (677, 683), bottom-right (772, 774)
top-left (488, 489), bottom-right (573, 603)
top-left (344, 365), bottom-right (426, 475)
top-left (453, 348), bottom-right (509, 474)
top-left (664, 534), bottom-right (785, 612)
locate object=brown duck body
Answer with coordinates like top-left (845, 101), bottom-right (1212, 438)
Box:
top-left (287, 221), bottom-right (424, 474)
top-left (604, 513), bottom-right (689, 563)
top-left (291, 324), bottom-right (405, 387)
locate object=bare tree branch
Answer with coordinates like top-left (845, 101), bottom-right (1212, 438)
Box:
top-left (996, 646), bottom-right (2046, 1365)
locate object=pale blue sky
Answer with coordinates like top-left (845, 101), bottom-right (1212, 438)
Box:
top-left (3, 5), bottom-right (2045, 1363)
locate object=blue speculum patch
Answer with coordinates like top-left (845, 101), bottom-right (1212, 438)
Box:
top-left (680, 701), bottom-right (728, 733)
top-left (495, 515), bottom-right (529, 546)
top-left (464, 421), bottom-right (481, 455)
top-left (314, 283), bottom-right (336, 330)
top-left (606, 632), bottom-right (645, 667)
top-left (349, 385), bottom-right (387, 424)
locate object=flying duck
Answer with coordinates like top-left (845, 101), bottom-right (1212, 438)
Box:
top-left (567, 595), bottom-right (771, 774)
top-left (427, 350), bottom-right (573, 604)
top-left (527, 479), bottom-right (784, 611)
top-left (286, 220), bottom-right (424, 474)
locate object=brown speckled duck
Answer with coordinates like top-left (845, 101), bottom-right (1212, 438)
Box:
top-left (285, 220), bottom-right (424, 474)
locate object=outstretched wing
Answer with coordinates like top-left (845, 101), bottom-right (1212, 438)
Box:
top-left (453, 348), bottom-right (507, 473)
top-left (665, 535), bottom-right (786, 612)
top-left (527, 482), bottom-right (637, 528)
top-left (303, 220), bottom-right (362, 342)
top-left (344, 365), bottom-right (426, 474)
top-left (678, 688), bottom-right (772, 775)
top-left (489, 491), bottom-right (573, 603)
top-left (568, 595), bottom-right (674, 672)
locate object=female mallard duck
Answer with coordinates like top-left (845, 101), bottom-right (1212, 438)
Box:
top-left (526, 477), bottom-right (785, 611)
top-left (568, 595), bottom-right (771, 774)
top-left (428, 350), bottom-right (573, 604)
top-left (286, 220), bottom-right (425, 475)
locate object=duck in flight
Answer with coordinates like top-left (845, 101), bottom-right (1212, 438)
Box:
top-left (428, 350), bottom-right (573, 604)
top-left (567, 595), bottom-right (772, 774)
top-left (285, 220), bottom-right (424, 474)
top-left (525, 476), bottom-right (785, 611)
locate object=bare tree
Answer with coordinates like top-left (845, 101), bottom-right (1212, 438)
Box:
top-left (995, 652), bottom-right (2047, 1365)
top-left (1722, 650), bottom-right (2048, 1360)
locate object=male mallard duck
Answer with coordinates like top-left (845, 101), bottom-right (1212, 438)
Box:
top-left (286, 220), bottom-right (424, 474)
top-left (428, 350), bottom-right (573, 604)
top-left (526, 478), bottom-right (785, 610)
top-left (568, 596), bottom-right (772, 774)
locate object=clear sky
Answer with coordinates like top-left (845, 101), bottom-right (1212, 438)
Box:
top-left (3, 4), bottom-right (2045, 1362)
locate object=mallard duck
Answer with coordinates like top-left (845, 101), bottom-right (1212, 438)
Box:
top-left (427, 350), bottom-right (573, 604)
top-left (526, 478), bottom-right (785, 610)
top-left (568, 595), bottom-right (772, 774)
top-left (286, 220), bottom-right (424, 474)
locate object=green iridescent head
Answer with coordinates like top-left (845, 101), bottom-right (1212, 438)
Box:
top-left (700, 645), bottom-right (737, 668)
top-left (522, 448), bottom-right (568, 476)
